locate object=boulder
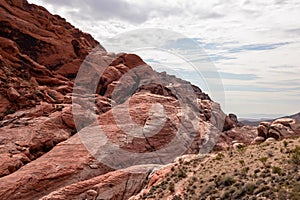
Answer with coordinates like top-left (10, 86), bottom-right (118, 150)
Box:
top-left (273, 118), bottom-right (296, 127)
top-left (0, 94), bottom-right (10, 116)
top-left (265, 137), bottom-right (277, 143)
top-left (253, 118), bottom-right (300, 142)
top-left (40, 165), bottom-right (155, 200)
top-left (253, 136), bottom-right (265, 144)
top-left (257, 123), bottom-right (269, 138)
top-left (6, 87), bottom-right (20, 101)
top-left (0, 134), bottom-right (112, 200)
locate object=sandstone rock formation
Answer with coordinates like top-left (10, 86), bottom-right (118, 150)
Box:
top-left (254, 118), bottom-right (300, 143)
top-left (0, 0), bottom-right (100, 118)
top-left (41, 165), bottom-right (155, 200)
top-left (0, 0), bottom-right (281, 199)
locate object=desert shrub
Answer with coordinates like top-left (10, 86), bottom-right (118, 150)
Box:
top-left (259, 157), bottom-right (268, 166)
top-left (291, 146), bottom-right (300, 165)
top-left (254, 185), bottom-right (270, 195)
top-left (241, 167), bottom-right (249, 174)
top-left (283, 140), bottom-right (288, 148)
top-left (172, 195), bottom-right (182, 200)
top-left (177, 169), bottom-right (187, 179)
top-left (272, 166), bottom-right (282, 175)
top-left (290, 183), bottom-right (300, 200)
top-left (215, 175), bottom-right (235, 187)
top-left (233, 182), bottom-right (256, 198)
top-left (221, 186), bottom-right (237, 199)
top-left (215, 153), bottom-right (224, 160)
top-left (236, 145), bottom-right (247, 154)
top-left (239, 159), bottom-right (245, 166)
top-left (168, 182), bottom-right (175, 193)
top-left (192, 176), bottom-right (197, 182)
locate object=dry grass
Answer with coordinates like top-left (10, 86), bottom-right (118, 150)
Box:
top-left (141, 138), bottom-right (300, 200)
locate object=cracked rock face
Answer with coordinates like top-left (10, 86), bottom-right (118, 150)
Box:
top-left (0, 1), bottom-right (248, 199)
top-left (255, 118), bottom-right (300, 142)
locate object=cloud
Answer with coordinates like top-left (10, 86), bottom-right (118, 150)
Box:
top-left (224, 85), bottom-right (300, 92)
top-left (27, 0), bottom-right (300, 117)
top-left (45, 0), bottom-right (150, 23)
top-left (269, 65), bottom-right (298, 69)
top-left (219, 72), bottom-right (259, 80)
top-left (287, 28), bottom-right (300, 34)
top-left (28, 0), bottom-right (224, 24)
top-left (228, 42), bottom-right (289, 53)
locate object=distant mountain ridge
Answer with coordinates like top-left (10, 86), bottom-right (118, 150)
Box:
top-left (241, 112), bottom-right (300, 126)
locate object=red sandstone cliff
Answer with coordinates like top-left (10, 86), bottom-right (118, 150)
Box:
top-left (1, 1), bottom-right (299, 200)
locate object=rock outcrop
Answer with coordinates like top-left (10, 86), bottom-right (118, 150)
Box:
top-left (0, 0), bottom-right (101, 118)
top-left (0, 134), bottom-right (112, 199)
top-left (40, 165), bottom-right (155, 200)
top-left (0, 0), bottom-right (278, 199)
top-left (253, 118), bottom-right (300, 143)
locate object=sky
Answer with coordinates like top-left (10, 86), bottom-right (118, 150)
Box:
top-left (27, 0), bottom-right (300, 119)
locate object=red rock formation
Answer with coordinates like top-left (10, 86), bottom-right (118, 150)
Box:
top-left (0, 0), bottom-right (101, 117)
top-left (0, 134), bottom-right (112, 199)
top-left (40, 165), bottom-right (154, 200)
top-left (253, 118), bottom-right (300, 143)
top-left (0, 1), bottom-right (255, 199)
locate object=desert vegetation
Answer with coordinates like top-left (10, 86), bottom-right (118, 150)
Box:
top-left (139, 138), bottom-right (300, 199)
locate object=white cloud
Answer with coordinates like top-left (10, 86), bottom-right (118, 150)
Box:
top-left (27, 0), bottom-right (300, 118)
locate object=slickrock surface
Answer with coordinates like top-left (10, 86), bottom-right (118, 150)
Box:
top-left (0, 0), bottom-right (100, 117)
top-left (0, 1), bottom-right (299, 200)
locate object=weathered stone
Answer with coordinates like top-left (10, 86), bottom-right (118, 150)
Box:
top-left (7, 87), bottom-right (20, 101)
top-left (257, 124), bottom-right (269, 138)
top-left (253, 136), bottom-right (265, 144)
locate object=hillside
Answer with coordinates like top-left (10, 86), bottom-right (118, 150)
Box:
top-left (132, 137), bottom-right (300, 200)
top-left (0, 1), bottom-right (299, 200)
top-left (0, 0), bottom-right (239, 199)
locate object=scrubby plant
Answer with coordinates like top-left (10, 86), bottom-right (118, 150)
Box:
top-left (291, 146), bottom-right (300, 165)
top-left (177, 169), bottom-right (187, 179)
top-left (233, 182), bottom-right (256, 198)
top-left (171, 166), bottom-right (175, 171)
top-left (215, 152), bottom-right (224, 160)
top-left (259, 157), bottom-right (268, 167)
top-left (236, 145), bottom-right (247, 154)
top-left (241, 167), bottom-right (249, 174)
top-left (215, 175), bottom-right (235, 187)
top-left (272, 166), bottom-right (282, 175)
top-left (168, 182), bottom-right (175, 193)
top-left (239, 159), bottom-right (245, 166)
top-left (172, 195), bottom-right (182, 200)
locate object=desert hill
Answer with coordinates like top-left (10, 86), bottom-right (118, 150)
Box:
top-left (0, 0), bottom-right (299, 199)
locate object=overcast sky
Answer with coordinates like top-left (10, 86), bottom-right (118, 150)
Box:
top-left (28, 0), bottom-right (300, 119)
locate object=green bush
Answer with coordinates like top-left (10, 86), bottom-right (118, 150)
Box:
top-left (272, 166), bottom-right (282, 175)
top-left (215, 152), bottom-right (224, 160)
top-left (168, 182), bottom-right (175, 193)
top-left (177, 169), bottom-right (187, 179)
top-left (239, 159), bottom-right (245, 166)
top-left (291, 146), bottom-right (300, 165)
top-left (236, 145), bottom-right (247, 154)
top-left (215, 175), bottom-right (235, 187)
top-left (241, 167), bottom-right (249, 174)
top-left (259, 157), bottom-right (268, 166)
